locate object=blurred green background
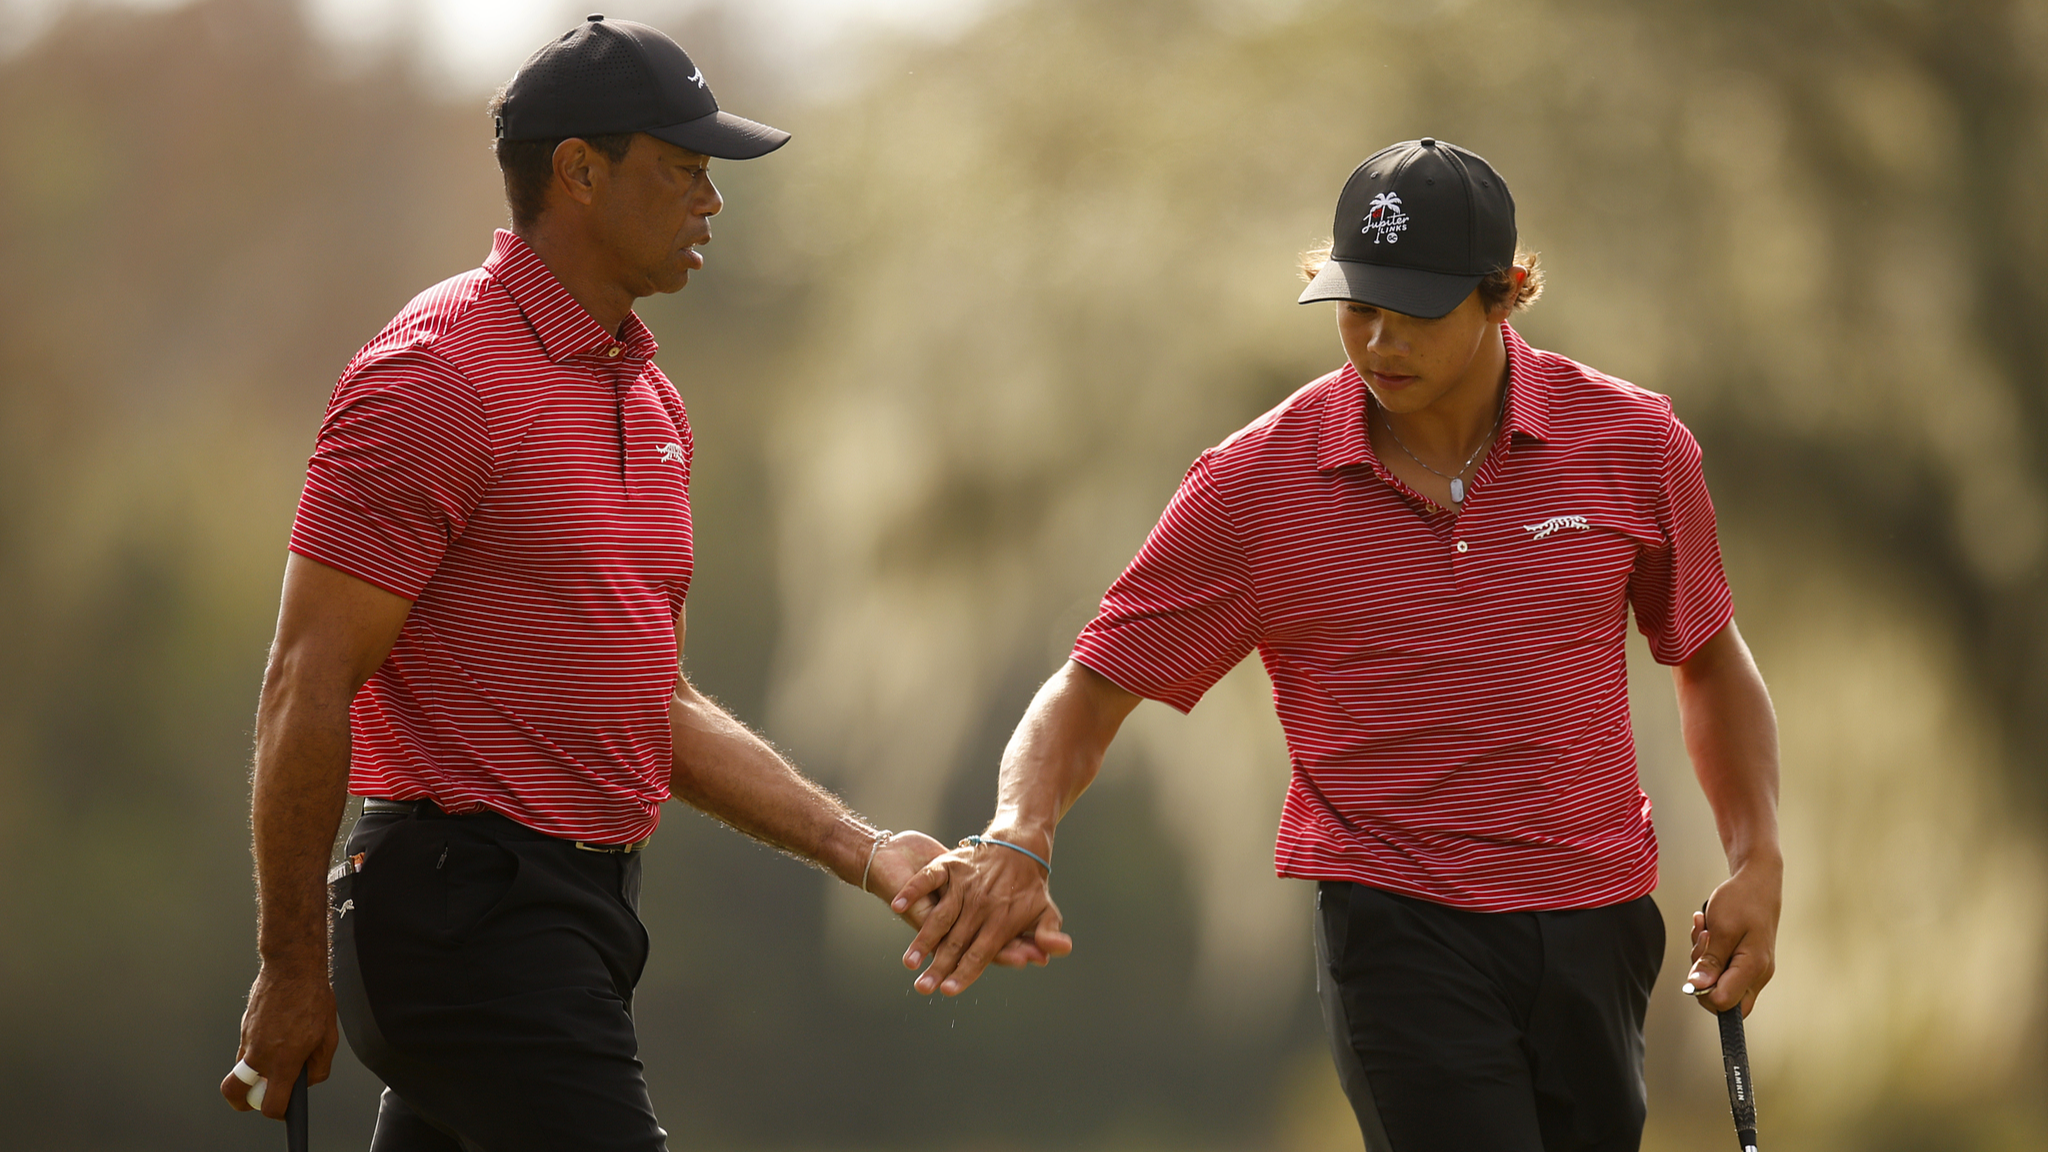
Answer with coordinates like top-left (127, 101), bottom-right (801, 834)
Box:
top-left (2, 0), bottom-right (2046, 1147)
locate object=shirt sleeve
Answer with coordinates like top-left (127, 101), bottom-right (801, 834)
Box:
top-left (287, 348), bottom-right (493, 600)
top-left (1071, 453), bottom-right (1261, 713)
top-left (1629, 413), bottom-right (1734, 664)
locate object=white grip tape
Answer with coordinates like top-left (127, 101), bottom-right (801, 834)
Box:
top-left (232, 1059), bottom-right (267, 1110)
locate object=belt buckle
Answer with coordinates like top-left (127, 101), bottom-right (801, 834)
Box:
top-left (573, 836), bottom-right (649, 854)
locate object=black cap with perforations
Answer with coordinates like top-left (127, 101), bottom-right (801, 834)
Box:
top-left (495, 14), bottom-right (789, 160)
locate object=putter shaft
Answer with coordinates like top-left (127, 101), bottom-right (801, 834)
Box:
top-left (287, 1065), bottom-right (309, 1152)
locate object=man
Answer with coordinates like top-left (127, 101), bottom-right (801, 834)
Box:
top-left (217, 17), bottom-right (964, 1149)
top-left (894, 139), bottom-right (1781, 1151)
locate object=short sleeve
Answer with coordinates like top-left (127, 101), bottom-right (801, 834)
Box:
top-left (1071, 453), bottom-right (1260, 713)
top-left (1629, 416), bottom-right (1734, 664)
top-left (288, 350), bottom-right (493, 600)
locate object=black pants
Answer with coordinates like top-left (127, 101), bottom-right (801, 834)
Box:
top-left (1314, 882), bottom-right (1664, 1152)
top-left (330, 804), bottom-right (666, 1152)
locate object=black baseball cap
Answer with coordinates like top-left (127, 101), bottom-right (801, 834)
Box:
top-left (495, 14), bottom-right (789, 160)
top-left (1298, 138), bottom-right (1516, 319)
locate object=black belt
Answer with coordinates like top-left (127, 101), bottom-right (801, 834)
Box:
top-left (360, 797), bottom-right (651, 854)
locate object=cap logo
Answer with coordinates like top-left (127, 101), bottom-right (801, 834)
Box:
top-left (1362, 191), bottom-right (1409, 245)
top-left (687, 66), bottom-right (706, 88)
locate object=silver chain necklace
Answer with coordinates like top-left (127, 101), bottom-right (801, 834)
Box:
top-left (1380, 387), bottom-right (1506, 506)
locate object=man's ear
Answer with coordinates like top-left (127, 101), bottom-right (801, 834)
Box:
top-left (551, 138), bottom-right (605, 208)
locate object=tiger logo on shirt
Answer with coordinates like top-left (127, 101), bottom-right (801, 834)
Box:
top-left (1523, 515), bottom-right (1591, 540)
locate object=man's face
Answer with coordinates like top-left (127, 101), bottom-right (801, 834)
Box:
top-left (590, 134), bottom-right (723, 297)
top-left (1335, 288), bottom-right (1506, 415)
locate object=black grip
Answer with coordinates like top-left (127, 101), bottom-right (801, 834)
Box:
top-left (1717, 1006), bottom-right (1757, 1149)
top-left (286, 1066), bottom-right (309, 1152)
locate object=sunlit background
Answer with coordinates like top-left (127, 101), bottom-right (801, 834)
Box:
top-left (2, 0), bottom-right (2046, 1148)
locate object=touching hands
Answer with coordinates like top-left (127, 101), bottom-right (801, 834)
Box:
top-left (862, 830), bottom-right (951, 927)
top-left (890, 833), bottom-right (1074, 996)
top-left (1684, 858), bottom-right (1782, 1016)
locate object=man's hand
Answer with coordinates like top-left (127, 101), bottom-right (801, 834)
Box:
top-left (219, 963), bottom-right (339, 1117)
top-left (892, 834), bottom-right (1073, 995)
top-left (862, 830), bottom-right (948, 927)
top-left (1685, 859), bottom-right (1781, 1017)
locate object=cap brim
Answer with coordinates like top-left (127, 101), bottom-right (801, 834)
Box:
top-left (1297, 259), bottom-right (1481, 319)
top-left (647, 110), bottom-right (790, 160)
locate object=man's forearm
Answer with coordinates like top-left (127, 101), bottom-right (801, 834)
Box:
top-left (668, 682), bottom-right (879, 884)
top-left (250, 674), bottom-right (355, 973)
top-left (1674, 623), bottom-right (1781, 871)
top-left (988, 661), bottom-right (1140, 854)
top-left (225, 554), bottom-right (411, 1110)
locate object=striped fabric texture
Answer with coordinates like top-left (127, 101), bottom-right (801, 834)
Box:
top-left (290, 230), bottom-right (693, 844)
top-left (1073, 326), bottom-right (1732, 911)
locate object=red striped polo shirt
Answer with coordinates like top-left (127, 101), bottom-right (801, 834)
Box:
top-left (1073, 325), bottom-right (1732, 911)
top-left (289, 230), bottom-right (693, 844)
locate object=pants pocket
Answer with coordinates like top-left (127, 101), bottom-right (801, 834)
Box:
top-left (1629, 895), bottom-right (1666, 999)
top-left (441, 836), bottom-right (521, 944)
top-left (1316, 881), bottom-right (1352, 988)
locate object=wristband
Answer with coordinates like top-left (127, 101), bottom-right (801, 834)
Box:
top-left (963, 834), bottom-right (1051, 875)
top-left (861, 830), bottom-right (895, 895)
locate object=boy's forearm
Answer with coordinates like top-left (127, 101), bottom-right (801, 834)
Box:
top-left (989, 661), bottom-right (1141, 852)
top-left (1674, 624), bottom-right (1781, 871)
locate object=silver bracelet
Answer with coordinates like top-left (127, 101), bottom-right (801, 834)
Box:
top-left (861, 829), bottom-right (895, 895)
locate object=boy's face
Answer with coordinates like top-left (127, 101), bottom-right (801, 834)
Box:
top-left (1336, 287), bottom-right (1514, 416)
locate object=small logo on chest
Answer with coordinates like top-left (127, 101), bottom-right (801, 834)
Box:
top-left (657, 442), bottom-right (686, 465)
top-left (1523, 515), bottom-right (1590, 540)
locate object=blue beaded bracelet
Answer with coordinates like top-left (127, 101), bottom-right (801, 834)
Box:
top-left (963, 834), bottom-right (1051, 874)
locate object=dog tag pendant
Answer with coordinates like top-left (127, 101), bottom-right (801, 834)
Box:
top-left (1450, 478), bottom-right (1465, 504)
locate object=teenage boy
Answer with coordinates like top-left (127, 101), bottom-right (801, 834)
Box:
top-left (894, 138), bottom-right (1781, 1151)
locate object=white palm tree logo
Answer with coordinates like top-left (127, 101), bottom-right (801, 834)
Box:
top-left (1368, 191), bottom-right (1402, 219)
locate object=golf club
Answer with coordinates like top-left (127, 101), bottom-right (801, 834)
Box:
top-left (1685, 898), bottom-right (1757, 1152)
top-left (1716, 1003), bottom-right (1757, 1152)
top-left (287, 1065), bottom-right (308, 1152)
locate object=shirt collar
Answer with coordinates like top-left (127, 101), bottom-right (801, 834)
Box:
top-left (1314, 361), bottom-right (1374, 472)
top-left (482, 230), bottom-right (659, 364)
top-left (1315, 321), bottom-right (1551, 473)
top-left (1500, 322), bottom-right (1552, 441)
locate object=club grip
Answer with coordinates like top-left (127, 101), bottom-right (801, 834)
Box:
top-left (286, 1065), bottom-right (309, 1152)
top-left (1717, 1006), bottom-right (1757, 1149)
